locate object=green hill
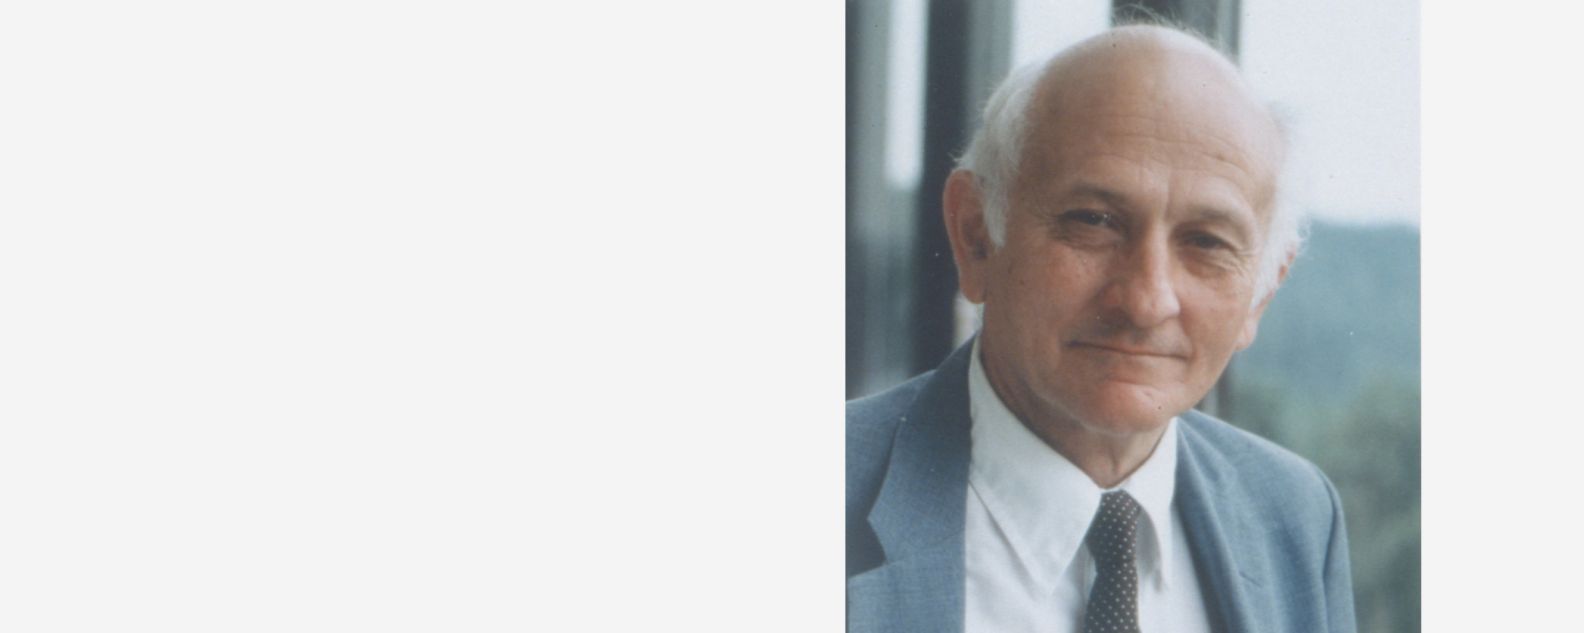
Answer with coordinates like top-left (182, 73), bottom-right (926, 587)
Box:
top-left (1225, 220), bottom-right (1420, 633)
top-left (1233, 221), bottom-right (1420, 403)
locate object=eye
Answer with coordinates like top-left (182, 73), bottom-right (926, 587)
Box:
top-left (1048, 209), bottom-right (1126, 247)
top-left (1184, 232), bottom-right (1230, 250)
top-left (1060, 209), bottom-right (1118, 229)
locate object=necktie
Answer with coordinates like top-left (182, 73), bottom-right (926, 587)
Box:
top-left (1083, 490), bottom-right (1143, 633)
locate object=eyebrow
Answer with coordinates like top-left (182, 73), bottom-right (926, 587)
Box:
top-left (1181, 206), bottom-right (1258, 246)
top-left (1063, 183), bottom-right (1137, 211)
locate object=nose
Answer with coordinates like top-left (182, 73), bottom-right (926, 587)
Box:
top-left (1103, 233), bottom-right (1181, 329)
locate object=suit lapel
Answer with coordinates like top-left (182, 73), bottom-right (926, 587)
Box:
top-left (853, 343), bottom-right (975, 633)
top-left (1175, 416), bottom-right (1272, 633)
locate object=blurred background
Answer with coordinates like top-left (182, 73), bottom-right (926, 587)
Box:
top-left (846, 0), bottom-right (1419, 631)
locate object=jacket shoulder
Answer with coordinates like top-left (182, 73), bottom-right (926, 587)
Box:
top-left (1179, 409), bottom-right (1342, 532)
top-left (1178, 409), bottom-right (1356, 632)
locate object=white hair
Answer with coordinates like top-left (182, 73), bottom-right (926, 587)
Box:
top-left (956, 49), bottom-right (1305, 307)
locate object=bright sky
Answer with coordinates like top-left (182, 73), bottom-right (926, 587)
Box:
top-left (1241, 0), bottom-right (1420, 226)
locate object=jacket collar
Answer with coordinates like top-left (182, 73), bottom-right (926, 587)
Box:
top-left (1175, 410), bottom-right (1270, 633)
top-left (851, 341), bottom-right (975, 632)
top-left (867, 341), bottom-right (975, 561)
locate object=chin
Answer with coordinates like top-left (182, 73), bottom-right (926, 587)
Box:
top-left (1075, 412), bottom-right (1173, 439)
top-left (1070, 383), bottom-right (1185, 437)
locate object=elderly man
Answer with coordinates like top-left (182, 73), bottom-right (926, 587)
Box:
top-left (846, 26), bottom-right (1355, 633)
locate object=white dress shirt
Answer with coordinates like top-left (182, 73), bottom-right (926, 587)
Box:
top-left (964, 340), bottom-right (1212, 633)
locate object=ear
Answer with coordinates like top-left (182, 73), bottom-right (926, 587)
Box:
top-left (1235, 251), bottom-right (1295, 350)
top-left (943, 169), bottom-right (995, 304)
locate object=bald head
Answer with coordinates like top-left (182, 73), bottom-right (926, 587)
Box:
top-left (958, 25), bottom-right (1296, 301)
top-left (1037, 26), bottom-right (1280, 141)
top-left (1030, 27), bottom-right (1284, 194)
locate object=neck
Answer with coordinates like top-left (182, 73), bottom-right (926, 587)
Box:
top-left (1024, 420), bottom-right (1167, 488)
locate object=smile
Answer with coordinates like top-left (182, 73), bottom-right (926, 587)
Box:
top-left (1069, 341), bottom-right (1184, 359)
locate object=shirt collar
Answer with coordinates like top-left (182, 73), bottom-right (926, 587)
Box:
top-left (966, 338), bottom-right (1180, 593)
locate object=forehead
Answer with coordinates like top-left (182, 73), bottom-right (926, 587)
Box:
top-left (1016, 48), bottom-right (1281, 219)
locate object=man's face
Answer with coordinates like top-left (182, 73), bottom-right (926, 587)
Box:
top-left (963, 57), bottom-right (1281, 438)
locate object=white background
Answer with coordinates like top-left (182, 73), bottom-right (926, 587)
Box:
top-left (0, 2), bottom-right (1572, 630)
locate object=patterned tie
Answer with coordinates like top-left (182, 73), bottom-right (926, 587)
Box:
top-left (1083, 490), bottom-right (1144, 633)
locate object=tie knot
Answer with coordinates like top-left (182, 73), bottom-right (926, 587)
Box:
top-left (1085, 490), bottom-right (1143, 567)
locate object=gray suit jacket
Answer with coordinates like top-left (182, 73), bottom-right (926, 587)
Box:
top-left (846, 342), bottom-right (1356, 633)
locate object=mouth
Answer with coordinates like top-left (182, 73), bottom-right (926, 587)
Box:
top-left (1069, 341), bottom-right (1183, 359)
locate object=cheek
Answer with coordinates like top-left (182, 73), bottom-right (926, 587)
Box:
top-left (1181, 285), bottom-right (1258, 349)
top-left (1009, 240), bottom-right (1107, 292)
top-left (987, 240), bottom-right (1115, 336)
